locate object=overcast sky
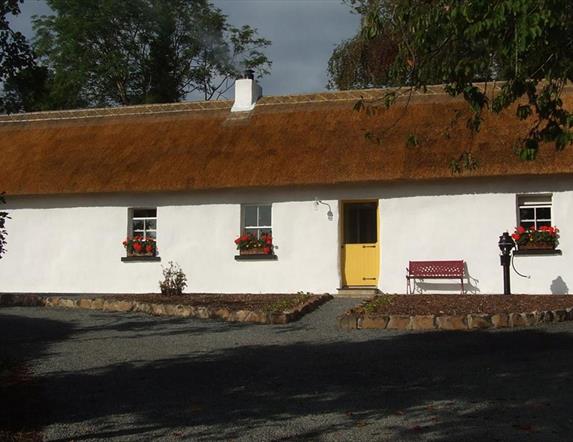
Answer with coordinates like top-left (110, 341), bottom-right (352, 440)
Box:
top-left (9, 0), bottom-right (360, 98)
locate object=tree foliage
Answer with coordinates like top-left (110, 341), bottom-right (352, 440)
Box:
top-left (0, 0), bottom-right (36, 113)
top-left (332, 0), bottom-right (573, 161)
top-left (31, 0), bottom-right (271, 108)
top-left (328, 0), bottom-right (399, 90)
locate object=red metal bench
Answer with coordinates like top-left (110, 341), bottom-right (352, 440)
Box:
top-left (406, 260), bottom-right (465, 294)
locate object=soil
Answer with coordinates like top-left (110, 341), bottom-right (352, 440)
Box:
top-left (360, 294), bottom-right (573, 316)
top-left (110, 293), bottom-right (313, 311)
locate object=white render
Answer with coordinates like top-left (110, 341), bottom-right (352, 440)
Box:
top-left (231, 78), bottom-right (262, 112)
top-left (1, 176), bottom-right (571, 295)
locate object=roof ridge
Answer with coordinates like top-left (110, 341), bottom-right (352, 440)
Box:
top-left (0, 99), bottom-right (233, 124)
top-left (1, 81), bottom-right (571, 124)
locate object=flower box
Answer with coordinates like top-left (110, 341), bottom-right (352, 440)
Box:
top-left (240, 247), bottom-right (267, 255)
top-left (128, 251), bottom-right (156, 257)
top-left (512, 225), bottom-right (559, 251)
top-left (123, 236), bottom-right (157, 257)
top-left (235, 233), bottom-right (274, 255)
top-left (518, 242), bottom-right (556, 251)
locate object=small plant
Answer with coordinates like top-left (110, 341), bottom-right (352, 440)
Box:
top-left (159, 261), bottom-right (187, 296)
top-left (264, 294), bottom-right (311, 314)
top-left (234, 232), bottom-right (274, 254)
top-left (363, 295), bottom-right (393, 314)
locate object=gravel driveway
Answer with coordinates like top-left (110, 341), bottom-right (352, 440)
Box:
top-left (2, 299), bottom-right (573, 441)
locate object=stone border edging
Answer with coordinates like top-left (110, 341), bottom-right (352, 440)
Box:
top-left (338, 307), bottom-right (573, 331)
top-left (0, 293), bottom-right (333, 325)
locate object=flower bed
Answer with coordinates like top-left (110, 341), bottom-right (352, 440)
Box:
top-left (339, 294), bottom-right (573, 331)
top-left (0, 293), bottom-right (332, 325)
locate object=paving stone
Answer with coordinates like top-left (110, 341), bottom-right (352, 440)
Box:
top-left (411, 315), bottom-right (435, 330)
top-left (523, 312), bottom-right (539, 326)
top-left (387, 315), bottom-right (412, 330)
top-left (436, 315), bottom-right (467, 330)
top-left (554, 309), bottom-right (567, 322)
top-left (491, 313), bottom-right (510, 328)
top-left (539, 310), bottom-right (554, 323)
top-left (163, 304), bottom-right (185, 316)
top-left (90, 298), bottom-right (105, 310)
top-left (362, 315), bottom-right (389, 329)
top-left (150, 303), bottom-right (166, 316)
top-left (338, 314), bottom-right (359, 330)
top-left (77, 299), bottom-right (93, 309)
top-left (44, 296), bottom-right (61, 307)
top-left (510, 312), bottom-right (527, 327)
top-left (468, 314), bottom-right (492, 330)
top-left (58, 298), bottom-right (77, 309)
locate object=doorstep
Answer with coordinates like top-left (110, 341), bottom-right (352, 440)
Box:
top-left (336, 287), bottom-right (380, 298)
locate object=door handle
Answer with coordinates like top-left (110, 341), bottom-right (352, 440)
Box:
top-left (362, 245), bottom-right (376, 248)
top-left (363, 277), bottom-right (376, 280)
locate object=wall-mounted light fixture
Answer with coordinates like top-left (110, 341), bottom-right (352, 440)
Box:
top-left (314, 198), bottom-right (334, 221)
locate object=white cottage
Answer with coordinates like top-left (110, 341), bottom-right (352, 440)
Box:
top-left (1, 78), bottom-right (572, 295)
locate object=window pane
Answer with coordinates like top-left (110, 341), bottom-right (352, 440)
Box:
top-left (537, 220), bottom-right (551, 228)
top-left (260, 228), bottom-right (272, 237)
top-left (244, 228), bottom-right (259, 237)
top-left (519, 208), bottom-right (534, 221)
top-left (146, 231), bottom-right (156, 239)
top-left (244, 206), bottom-right (257, 227)
top-left (522, 221), bottom-right (535, 230)
top-left (258, 205), bottom-right (271, 226)
top-left (344, 203), bottom-right (377, 244)
top-left (132, 220), bottom-right (144, 230)
top-left (536, 207), bottom-right (551, 220)
top-left (133, 209), bottom-right (156, 218)
top-left (146, 219), bottom-right (157, 230)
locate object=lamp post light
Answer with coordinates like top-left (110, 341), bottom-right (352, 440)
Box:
top-left (498, 232), bottom-right (516, 295)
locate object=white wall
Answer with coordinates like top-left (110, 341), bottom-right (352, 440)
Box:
top-left (1, 176), bottom-right (572, 295)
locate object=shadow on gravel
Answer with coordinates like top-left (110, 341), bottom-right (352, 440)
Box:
top-left (34, 327), bottom-right (573, 441)
top-left (0, 312), bottom-right (75, 438)
top-left (72, 314), bottom-right (253, 342)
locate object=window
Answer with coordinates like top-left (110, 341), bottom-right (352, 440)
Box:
top-left (517, 195), bottom-right (552, 229)
top-left (129, 208), bottom-right (157, 239)
top-left (242, 204), bottom-right (271, 238)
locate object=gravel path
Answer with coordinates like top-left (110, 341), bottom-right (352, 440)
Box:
top-left (2, 299), bottom-right (573, 441)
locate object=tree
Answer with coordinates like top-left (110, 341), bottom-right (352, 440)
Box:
top-left (32, 0), bottom-right (271, 108)
top-left (0, 0), bottom-right (36, 113)
top-left (328, 0), bottom-right (399, 90)
top-left (334, 0), bottom-right (573, 162)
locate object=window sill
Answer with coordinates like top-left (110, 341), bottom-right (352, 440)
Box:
top-left (121, 256), bottom-right (161, 262)
top-left (514, 249), bottom-right (562, 256)
top-left (234, 254), bottom-right (278, 261)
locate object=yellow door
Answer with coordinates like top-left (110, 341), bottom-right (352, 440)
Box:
top-left (342, 202), bottom-right (380, 286)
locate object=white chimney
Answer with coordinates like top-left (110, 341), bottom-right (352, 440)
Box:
top-left (231, 70), bottom-right (262, 112)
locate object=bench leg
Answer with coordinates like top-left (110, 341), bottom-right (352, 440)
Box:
top-left (461, 278), bottom-right (465, 295)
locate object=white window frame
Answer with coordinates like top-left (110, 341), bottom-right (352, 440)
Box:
top-left (128, 208), bottom-right (157, 240)
top-left (241, 204), bottom-right (272, 239)
top-left (516, 194), bottom-right (552, 229)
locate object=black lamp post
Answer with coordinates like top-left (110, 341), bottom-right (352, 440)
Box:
top-left (498, 232), bottom-right (516, 295)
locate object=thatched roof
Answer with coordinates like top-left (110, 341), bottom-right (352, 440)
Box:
top-left (2, 85), bottom-right (573, 196)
